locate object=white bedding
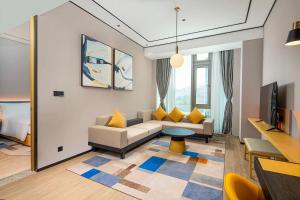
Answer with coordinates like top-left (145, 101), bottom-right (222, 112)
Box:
top-left (0, 103), bottom-right (30, 141)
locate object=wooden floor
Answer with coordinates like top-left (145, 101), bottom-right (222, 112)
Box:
top-left (0, 135), bottom-right (257, 200)
top-left (0, 151), bottom-right (30, 180)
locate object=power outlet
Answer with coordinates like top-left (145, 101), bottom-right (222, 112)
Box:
top-left (58, 146), bottom-right (63, 152)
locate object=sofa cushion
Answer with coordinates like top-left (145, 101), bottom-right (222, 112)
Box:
top-left (169, 107), bottom-right (185, 122)
top-left (187, 107), bottom-right (205, 124)
top-left (108, 112), bottom-right (126, 128)
top-left (131, 123), bottom-right (162, 135)
top-left (126, 127), bottom-right (149, 145)
top-left (147, 120), bottom-right (204, 134)
top-left (153, 106), bottom-right (167, 121)
top-left (147, 120), bottom-right (176, 127)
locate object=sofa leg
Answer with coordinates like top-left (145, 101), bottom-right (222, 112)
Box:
top-left (120, 152), bottom-right (125, 159)
top-left (205, 137), bottom-right (209, 143)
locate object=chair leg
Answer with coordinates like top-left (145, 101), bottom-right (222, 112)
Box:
top-left (249, 152), bottom-right (253, 178)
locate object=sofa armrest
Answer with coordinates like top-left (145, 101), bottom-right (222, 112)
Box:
top-left (203, 118), bottom-right (214, 135)
top-left (88, 125), bottom-right (127, 148)
top-left (137, 110), bottom-right (153, 122)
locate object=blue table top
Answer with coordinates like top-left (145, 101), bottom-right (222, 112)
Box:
top-left (162, 127), bottom-right (195, 137)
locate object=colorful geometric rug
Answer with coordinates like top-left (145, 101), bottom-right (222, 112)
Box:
top-left (0, 139), bottom-right (30, 156)
top-left (67, 137), bottom-right (225, 200)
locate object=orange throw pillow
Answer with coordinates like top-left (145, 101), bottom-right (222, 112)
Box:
top-left (169, 107), bottom-right (184, 122)
top-left (108, 112), bottom-right (126, 128)
top-left (153, 106), bottom-right (167, 121)
top-left (187, 107), bottom-right (205, 124)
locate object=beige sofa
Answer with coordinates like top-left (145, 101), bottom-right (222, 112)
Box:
top-left (88, 111), bottom-right (214, 158)
top-left (137, 110), bottom-right (214, 141)
top-left (88, 115), bottom-right (162, 158)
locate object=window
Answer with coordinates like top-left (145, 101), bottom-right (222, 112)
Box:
top-left (192, 53), bottom-right (212, 112)
top-left (157, 53), bottom-right (212, 116)
top-left (174, 56), bottom-right (192, 113)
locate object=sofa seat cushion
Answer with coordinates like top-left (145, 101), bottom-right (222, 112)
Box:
top-left (126, 127), bottom-right (149, 145)
top-left (148, 120), bottom-right (204, 134)
top-left (147, 120), bottom-right (175, 126)
top-left (131, 123), bottom-right (162, 135)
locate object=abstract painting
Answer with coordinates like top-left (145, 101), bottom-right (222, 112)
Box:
top-left (113, 49), bottom-right (133, 90)
top-left (81, 34), bottom-right (112, 88)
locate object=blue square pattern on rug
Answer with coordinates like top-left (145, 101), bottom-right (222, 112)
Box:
top-left (81, 168), bottom-right (101, 178)
top-left (90, 171), bottom-right (120, 187)
top-left (84, 156), bottom-right (111, 167)
top-left (152, 140), bottom-right (169, 147)
top-left (197, 153), bottom-right (224, 162)
top-left (182, 182), bottom-right (222, 200)
top-left (157, 160), bottom-right (196, 181)
top-left (183, 151), bottom-right (224, 162)
top-left (139, 156), bottom-right (167, 172)
top-left (183, 151), bottom-right (199, 158)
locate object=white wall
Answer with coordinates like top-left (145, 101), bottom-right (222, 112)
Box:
top-left (0, 37), bottom-right (30, 99)
top-left (37, 3), bottom-right (156, 168)
top-left (263, 0), bottom-right (300, 138)
top-left (239, 39), bottom-right (263, 141)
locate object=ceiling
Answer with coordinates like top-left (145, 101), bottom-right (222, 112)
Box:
top-left (0, 22), bottom-right (30, 44)
top-left (0, 0), bottom-right (68, 33)
top-left (71, 0), bottom-right (276, 47)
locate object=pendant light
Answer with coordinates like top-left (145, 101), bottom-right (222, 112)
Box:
top-left (170, 6), bottom-right (184, 68)
top-left (285, 21), bottom-right (300, 46)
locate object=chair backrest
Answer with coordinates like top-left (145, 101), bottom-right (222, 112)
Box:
top-left (224, 173), bottom-right (264, 200)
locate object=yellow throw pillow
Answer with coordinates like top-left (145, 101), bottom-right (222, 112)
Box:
top-left (108, 112), bottom-right (126, 128)
top-left (187, 107), bottom-right (205, 124)
top-left (169, 107), bottom-right (184, 122)
top-left (153, 106), bottom-right (167, 121)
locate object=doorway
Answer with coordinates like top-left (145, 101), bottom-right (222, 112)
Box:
top-left (0, 16), bottom-right (37, 184)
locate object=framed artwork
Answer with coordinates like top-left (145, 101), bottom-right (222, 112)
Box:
top-left (81, 34), bottom-right (112, 88)
top-left (113, 49), bottom-right (133, 90)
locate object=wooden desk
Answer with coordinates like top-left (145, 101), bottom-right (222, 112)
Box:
top-left (248, 118), bottom-right (300, 164)
top-left (255, 158), bottom-right (300, 200)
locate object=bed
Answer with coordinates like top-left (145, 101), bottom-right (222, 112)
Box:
top-left (0, 102), bottom-right (31, 146)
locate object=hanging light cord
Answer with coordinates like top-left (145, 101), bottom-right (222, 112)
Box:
top-left (176, 8), bottom-right (178, 46)
top-left (175, 7), bottom-right (179, 53)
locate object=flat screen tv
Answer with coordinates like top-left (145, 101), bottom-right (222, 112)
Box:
top-left (259, 82), bottom-right (278, 127)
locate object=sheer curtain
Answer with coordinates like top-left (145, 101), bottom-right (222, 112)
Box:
top-left (211, 52), bottom-right (226, 133)
top-left (165, 68), bottom-right (175, 112)
top-left (165, 56), bottom-right (192, 113)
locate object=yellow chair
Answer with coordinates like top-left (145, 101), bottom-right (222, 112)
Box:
top-left (224, 173), bottom-right (265, 200)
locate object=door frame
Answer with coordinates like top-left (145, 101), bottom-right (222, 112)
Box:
top-left (30, 15), bottom-right (38, 171)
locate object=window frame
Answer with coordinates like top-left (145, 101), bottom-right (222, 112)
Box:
top-left (191, 53), bottom-right (212, 110)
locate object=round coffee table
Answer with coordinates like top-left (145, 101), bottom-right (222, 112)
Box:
top-left (162, 128), bottom-right (195, 153)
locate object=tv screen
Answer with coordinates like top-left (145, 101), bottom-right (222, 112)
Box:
top-left (259, 82), bottom-right (278, 127)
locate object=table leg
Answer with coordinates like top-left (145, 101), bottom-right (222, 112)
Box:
top-left (169, 137), bottom-right (186, 153)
